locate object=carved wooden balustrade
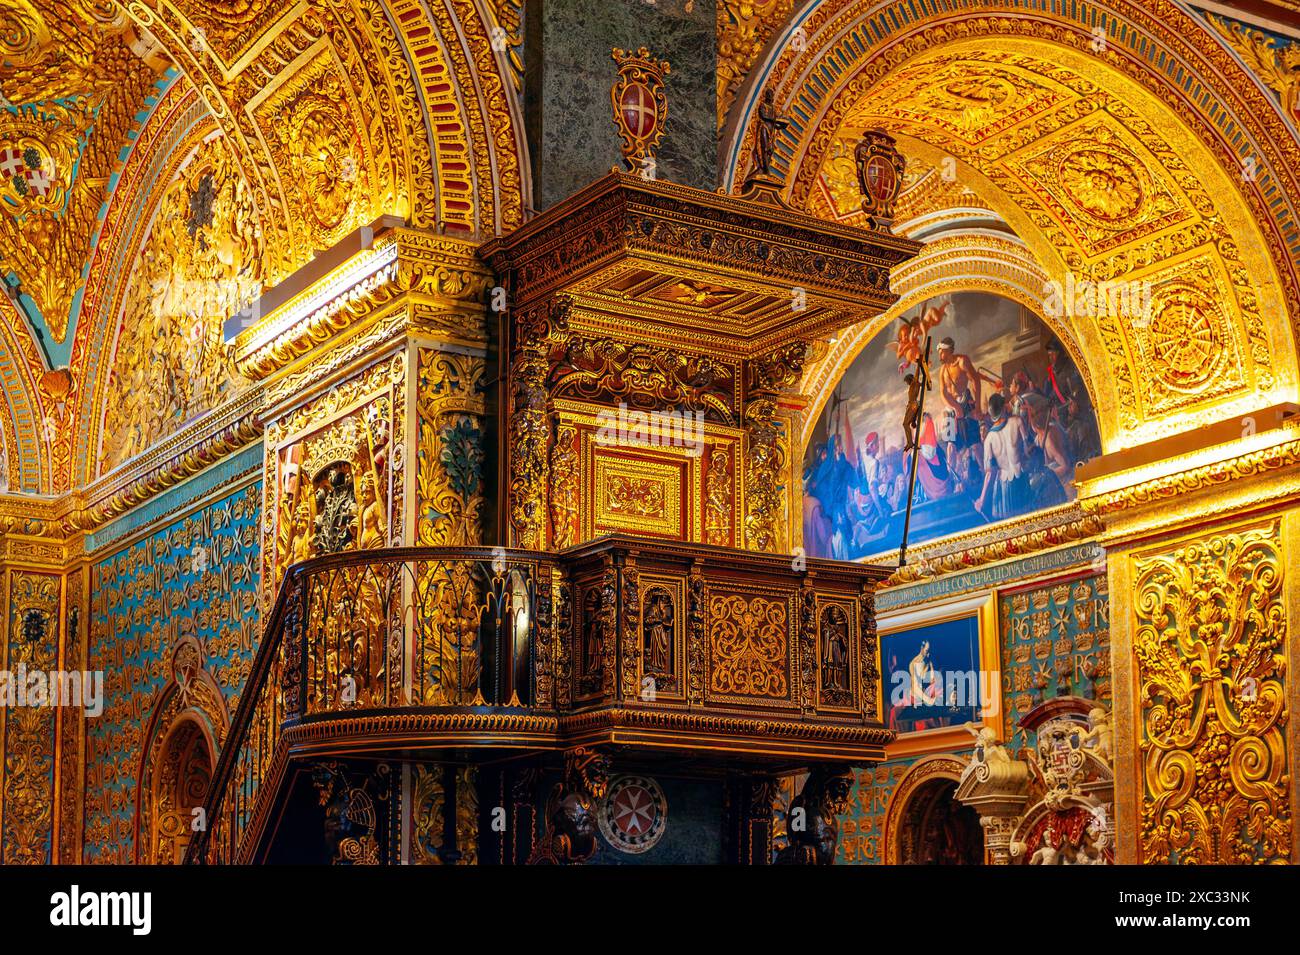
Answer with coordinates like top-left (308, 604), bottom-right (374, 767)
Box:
top-left (187, 538), bottom-right (892, 863)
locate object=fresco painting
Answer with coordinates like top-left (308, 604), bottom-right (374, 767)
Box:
top-left (802, 292), bottom-right (1103, 560)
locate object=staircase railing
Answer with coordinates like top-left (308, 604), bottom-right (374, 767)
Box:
top-left (186, 546), bottom-right (551, 864)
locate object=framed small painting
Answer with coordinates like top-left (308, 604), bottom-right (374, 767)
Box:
top-left (877, 591), bottom-right (1002, 757)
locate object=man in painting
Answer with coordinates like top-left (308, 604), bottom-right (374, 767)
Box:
top-left (889, 640), bottom-right (938, 733)
top-left (1063, 393), bottom-right (1102, 463)
top-left (908, 640), bottom-right (940, 709)
top-left (975, 393), bottom-right (1032, 521)
top-left (802, 443), bottom-right (833, 557)
top-left (1042, 339), bottom-right (1085, 410)
top-left (938, 337), bottom-right (982, 451)
top-left (856, 433), bottom-right (891, 528)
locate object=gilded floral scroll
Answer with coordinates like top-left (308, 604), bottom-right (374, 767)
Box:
top-left (1132, 519), bottom-right (1290, 864)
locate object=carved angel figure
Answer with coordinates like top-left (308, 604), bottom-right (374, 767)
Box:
top-left (1080, 706), bottom-right (1113, 764)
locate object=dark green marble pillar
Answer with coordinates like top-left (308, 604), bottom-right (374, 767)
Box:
top-left (524, 0), bottom-right (718, 211)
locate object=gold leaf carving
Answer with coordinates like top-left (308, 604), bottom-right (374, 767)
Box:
top-left (1133, 520), bottom-right (1290, 863)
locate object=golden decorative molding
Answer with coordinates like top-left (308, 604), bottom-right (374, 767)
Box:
top-left (1131, 518), bottom-right (1290, 863)
top-left (1209, 14), bottom-right (1300, 120)
top-left (235, 229), bottom-right (492, 382)
top-left (884, 512), bottom-right (1104, 587)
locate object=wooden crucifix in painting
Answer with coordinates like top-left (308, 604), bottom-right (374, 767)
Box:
top-left (899, 335), bottom-right (933, 567)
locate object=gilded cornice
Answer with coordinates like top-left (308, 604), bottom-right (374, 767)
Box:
top-left (1, 387), bottom-right (263, 548)
top-left (882, 510), bottom-right (1104, 587)
top-left (235, 230), bottom-right (492, 382)
top-left (482, 171), bottom-right (921, 359)
top-left (1079, 425), bottom-right (1300, 547)
top-left (77, 397), bottom-right (263, 529)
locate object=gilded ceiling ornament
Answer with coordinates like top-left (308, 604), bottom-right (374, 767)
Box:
top-left (610, 47), bottom-right (670, 176)
top-left (1208, 15), bottom-right (1300, 124)
top-left (0, 0), bottom-right (157, 343)
top-left (177, 0), bottom-right (281, 63)
top-left (264, 59), bottom-right (368, 247)
top-left (716, 0), bottom-right (794, 129)
top-left (1057, 147), bottom-right (1146, 222)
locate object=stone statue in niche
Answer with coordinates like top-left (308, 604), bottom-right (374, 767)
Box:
top-left (820, 606), bottom-right (850, 701)
top-left (579, 589), bottom-right (603, 693)
top-left (643, 588), bottom-right (674, 677)
top-left (313, 463), bottom-right (357, 554)
top-left (774, 766), bottom-right (854, 865)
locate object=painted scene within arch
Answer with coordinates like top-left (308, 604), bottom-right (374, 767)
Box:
top-left (803, 292), bottom-right (1102, 560)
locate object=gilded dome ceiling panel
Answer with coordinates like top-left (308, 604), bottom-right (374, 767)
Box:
top-left (847, 54), bottom-right (1075, 147)
top-left (161, 0), bottom-right (293, 71)
top-left (64, 82), bottom-right (212, 490)
top-left (1006, 115), bottom-right (1189, 257)
top-left (1126, 253), bottom-right (1248, 417)
top-left (116, 0), bottom-right (524, 279)
top-left (245, 40), bottom-right (375, 252)
top-left (98, 132), bottom-right (262, 475)
top-left (0, 1), bottom-right (160, 347)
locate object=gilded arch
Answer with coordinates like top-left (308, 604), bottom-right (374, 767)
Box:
top-left (146, 714), bottom-right (217, 864)
top-left (54, 1), bottom-right (530, 489)
top-left (724, 0), bottom-right (1300, 451)
top-left (881, 754), bottom-right (971, 864)
top-left (0, 297), bottom-right (49, 494)
top-left (134, 636), bottom-right (229, 864)
top-left (117, 0), bottom-right (527, 254)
